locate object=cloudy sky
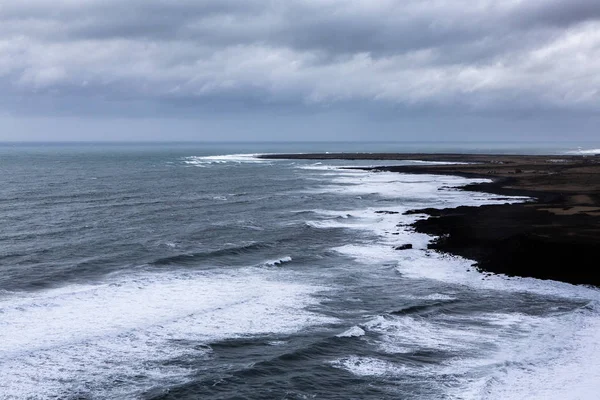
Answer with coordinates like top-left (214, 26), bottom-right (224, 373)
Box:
top-left (1, 0), bottom-right (599, 141)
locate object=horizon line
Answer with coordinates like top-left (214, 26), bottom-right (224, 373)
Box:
top-left (1, 140), bottom-right (598, 144)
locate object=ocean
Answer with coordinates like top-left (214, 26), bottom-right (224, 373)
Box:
top-left (1, 142), bottom-right (600, 399)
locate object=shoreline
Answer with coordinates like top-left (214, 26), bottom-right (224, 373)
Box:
top-left (260, 153), bottom-right (600, 286)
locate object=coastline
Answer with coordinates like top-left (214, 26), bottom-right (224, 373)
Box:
top-left (260, 153), bottom-right (600, 286)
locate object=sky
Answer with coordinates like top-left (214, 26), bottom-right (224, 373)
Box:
top-left (0, 0), bottom-right (599, 141)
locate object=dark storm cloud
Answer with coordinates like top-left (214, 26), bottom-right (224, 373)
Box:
top-left (0, 0), bottom-right (599, 119)
top-left (3, 1), bottom-right (596, 53)
top-left (516, 0), bottom-right (600, 28)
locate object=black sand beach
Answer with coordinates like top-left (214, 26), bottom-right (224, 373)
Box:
top-left (261, 153), bottom-right (600, 286)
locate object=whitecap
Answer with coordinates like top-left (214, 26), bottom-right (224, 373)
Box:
top-left (262, 256), bottom-right (293, 267)
top-left (336, 326), bottom-right (366, 338)
top-left (182, 154), bottom-right (270, 166)
top-left (330, 355), bottom-right (415, 377)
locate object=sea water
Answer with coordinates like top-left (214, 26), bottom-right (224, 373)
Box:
top-left (0, 142), bottom-right (599, 399)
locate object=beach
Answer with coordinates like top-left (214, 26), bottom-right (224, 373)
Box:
top-left (261, 153), bottom-right (600, 286)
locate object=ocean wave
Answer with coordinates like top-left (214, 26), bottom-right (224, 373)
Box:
top-left (261, 256), bottom-right (293, 267)
top-left (0, 269), bottom-right (334, 399)
top-left (336, 326), bottom-right (366, 338)
top-left (150, 242), bottom-right (273, 266)
top-left (330, 355), bottom-right (417, 377)
top-left (398, 293), bottom-right (457, 301)
top-left (390, 300), bottom-right (459, 316)
top-left (447, 305), bottom-right (600, 400)
top-left (182, 154), bottom-right (271, 166)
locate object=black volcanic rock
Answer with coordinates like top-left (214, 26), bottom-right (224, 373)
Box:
top-left (413, 204), bottom-right (600, 286)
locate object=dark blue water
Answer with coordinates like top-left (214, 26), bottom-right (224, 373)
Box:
top-left (1, 142), bottom-right (599, 399)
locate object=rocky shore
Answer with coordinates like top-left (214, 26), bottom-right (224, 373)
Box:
top-left (260, 153), bottom-right (600, 286)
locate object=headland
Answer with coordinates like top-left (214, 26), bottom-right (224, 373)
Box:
top-left (260, 153), bottom-right (600, 286)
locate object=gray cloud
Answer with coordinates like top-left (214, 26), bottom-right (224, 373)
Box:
top-left (0, 0), bottom-right (599, 123)
top-left (516, 0), bottom-right (600, 28)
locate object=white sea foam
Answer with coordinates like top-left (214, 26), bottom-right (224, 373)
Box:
top-left (363, 314), bottom-right (489, 354)
top-left (299, 166), bottom-right (599, 298)
top-left (432, 303), bottom-right (600, 400)
top-left (331, 355), bottom-right (415, 377)
top-left (305, 170), bottom-right (515, 203)
top-left (332, 312), bottom-right (541, 378)
top-left (0, 269), bottom-right (333, 399)
top-left (336, 238), bottom-right (600, 300)
top-left (332, 304), bottom-right (600, 400)
top-left (398, 293), bottom-right (456, 301)
top-left (329, 213), bottom-right (600, 399)
top-left (291, 166), bottom-right (600, 310)
top-left (296, 160), bottom-right (471, 172)
top-left (336, 326), bottom-right (366, 338)
top-left (183, 154), bottom-right (270, 166)
top-left (301, 162), bottom-right (600, 399)
top-left (475, 305), bottom-right (600, 400)
top-left (565, 148), bottom-right (600, 155)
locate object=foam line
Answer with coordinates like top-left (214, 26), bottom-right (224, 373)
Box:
top-left (183, 154), bottom-right (270, 166)
top-left (0, 269), bottom-right (334, 398)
